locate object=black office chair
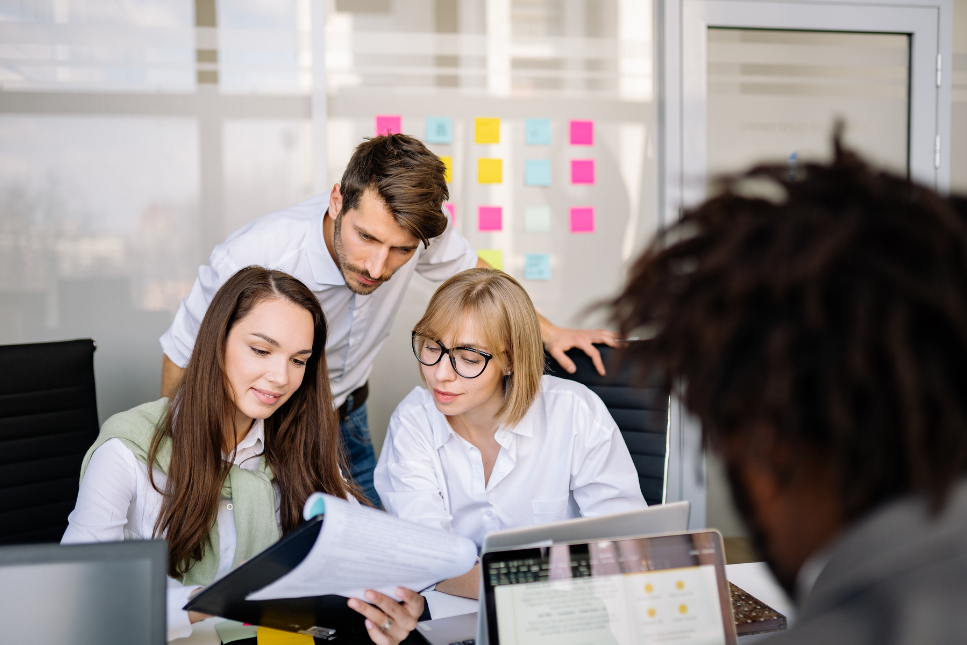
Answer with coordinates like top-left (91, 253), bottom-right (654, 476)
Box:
top-left (0, 339), bottom-right (99, 545)
top-left (544, 342), bottom-right (668, 506)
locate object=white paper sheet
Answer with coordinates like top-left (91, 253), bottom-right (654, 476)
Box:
top-left (246, 493), bottom-right (478, 600)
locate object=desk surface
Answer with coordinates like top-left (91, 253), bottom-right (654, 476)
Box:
top-left (183, 562), bottom-right (795, 644)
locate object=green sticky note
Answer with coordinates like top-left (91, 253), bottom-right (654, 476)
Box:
top-left (478, 249), bottom-right (503, 271)
top-left (524, 206), bottom-right (551, 233)
top-left (215, 620), bottom-right (258, 643)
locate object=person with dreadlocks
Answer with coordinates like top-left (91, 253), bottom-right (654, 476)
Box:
top-left (611, 138), bottom-right (967, 644)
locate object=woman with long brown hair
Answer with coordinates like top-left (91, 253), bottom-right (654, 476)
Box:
top-left (63, 267), bottom-right (424, 643)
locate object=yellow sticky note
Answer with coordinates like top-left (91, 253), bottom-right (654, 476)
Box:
top-left (478, 249), bottom-right (503, 271)
top-left (257, 626), bottom-right (313, 645)
top-left (478, 158), bottom-right (502, 184)
top-left (440, 155), bottom-right (452, 183)
top-left (475, 117), bottom-right (500, 144)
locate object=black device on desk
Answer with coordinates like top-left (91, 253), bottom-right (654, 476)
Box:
top-left (0, 540), bottom-right (166, 645)
top-left (186, 514), bottom-right (368, 641)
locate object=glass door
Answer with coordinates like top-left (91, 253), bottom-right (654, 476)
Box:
top-left (707, 28), bottom-right (910, 181)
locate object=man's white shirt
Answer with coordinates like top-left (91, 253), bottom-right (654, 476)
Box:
top-left (375, 375), bottom-right (647, 547)
top-left (160, 192), bottom-right (478, 406)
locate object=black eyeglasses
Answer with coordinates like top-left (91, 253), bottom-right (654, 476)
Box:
top-left (411, 332), bottom-right (494, 379)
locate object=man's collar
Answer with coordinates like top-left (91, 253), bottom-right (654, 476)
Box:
top-left (307, 205), bottom-right (346, 287)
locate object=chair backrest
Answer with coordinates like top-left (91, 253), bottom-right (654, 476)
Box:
top-left (0, 339), bottom-right (99, 545)
top-left (544, 342), bottom-right (668, 506)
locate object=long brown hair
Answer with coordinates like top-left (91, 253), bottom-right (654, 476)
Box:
top-left (148, 266), bottom-right (362, 578)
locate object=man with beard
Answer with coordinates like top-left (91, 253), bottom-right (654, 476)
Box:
top-left (611, 140), bottom-right (967, 643)
top-left (161, 134), bottom-right (618, 505)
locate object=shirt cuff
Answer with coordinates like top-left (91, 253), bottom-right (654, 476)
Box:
top-left (166, 583), bottom-right (201, 641)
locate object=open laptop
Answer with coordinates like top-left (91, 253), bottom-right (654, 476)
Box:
top-left (0, 540), bottom-right (167, 645)
top-left (482, 501), bottom-right (690, 554)
top-left (482, 530), bottom-right (737, 645)
top-left (417, 502), bottom-right (691, 645)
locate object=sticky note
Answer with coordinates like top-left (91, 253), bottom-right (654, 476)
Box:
top-left (475, 117), bottom-right (500, 144)
top-left (425, 116), bottom-right (453, 144)
top-left (478, 249), bottom-right (504, 271)
top-left (524, 254), bottom-right (552, 280)
top-left (570, 207), bottom-right (595, 233)
top-left (257, 626), bottom-right (313, 644)
top-left (478, 206), bottom-right (502, 232)
top-left (569, 120), bottom-right (593, 145)
top-left (524, 159), bottom-right (551, 187)
top-left (524, 206), bottom-right (551, 233)
top-left (215, 621), bottom-right (258, 643)
top-left (444, 202), bottom-right (455, 223)
top-left (478, 158), bottom-right (502, 184)
top-left (375, 115), bottom-right (401, 136)
top-left (571, 159), bottom-right (595, 185)
top-left (525, 118), bottom-right (552, 145)
top-left (441, 156), bottom-right (452, 183)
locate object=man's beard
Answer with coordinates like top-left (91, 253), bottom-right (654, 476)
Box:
top-left (723, 460), bottom-right (798, 598)
top-left (332, 212), bottom-right (394, 295)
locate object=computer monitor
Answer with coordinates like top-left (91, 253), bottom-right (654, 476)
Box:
top-left (0, 540), bottom-right (166, 645)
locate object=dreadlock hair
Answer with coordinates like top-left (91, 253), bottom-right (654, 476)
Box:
top-left (611, 138), bottom-right (967, 521)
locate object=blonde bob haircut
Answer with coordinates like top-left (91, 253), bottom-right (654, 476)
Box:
top-left (413, 268), bottom-right (544, 428)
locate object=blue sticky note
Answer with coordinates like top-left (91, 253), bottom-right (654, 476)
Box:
top-left (524, 254), bottom-right (551, 280)
top-left (425, 117), bottom-right (453, 144)
top-left (525, 118), bottom-right (552, 145)
top-left (524, 159), bottom-right (552, 187)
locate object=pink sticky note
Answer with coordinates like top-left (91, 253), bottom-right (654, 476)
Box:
top-left (444, 202), bottom-right (455, 223)
top-left (569, 120), bottom-right (593, 145)
top-left (570, 207), bottom-right (595, 233)
top-left (571, 159), bottom-right (595, 185)
top-left (375, 115), bottom-right (401, 136)
top-left (478, 206), bottom-right (502, 232)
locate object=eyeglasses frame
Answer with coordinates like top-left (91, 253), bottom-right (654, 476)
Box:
top-left (411, 331), bottom-right (495, 379)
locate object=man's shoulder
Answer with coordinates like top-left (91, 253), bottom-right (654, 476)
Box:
top-left (216, 193), bottom-right (328, 268)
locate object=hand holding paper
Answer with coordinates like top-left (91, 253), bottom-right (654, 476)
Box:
top-left (246, 494), bottom-right (477, 601)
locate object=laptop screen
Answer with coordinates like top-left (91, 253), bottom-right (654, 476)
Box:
top-left (482, 531), bottom-right (737, 645)
top-left (0, 540), bottom-right (166, 645)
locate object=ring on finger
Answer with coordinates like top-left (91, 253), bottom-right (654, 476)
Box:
top-left (381, 618), bottom-right (393, 631)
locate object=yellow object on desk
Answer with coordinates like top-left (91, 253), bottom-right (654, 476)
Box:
top-left (256, 626), bottom-right (313, 644)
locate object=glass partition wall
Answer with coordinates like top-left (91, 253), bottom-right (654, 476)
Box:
top-left (0, 1), bottom-right (660, 451)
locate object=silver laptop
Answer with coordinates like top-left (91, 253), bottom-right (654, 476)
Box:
top-left (481, 530), bottom-right (737, 645)
top-left (482, 501), bottom-right (691, 554)
top-left (418, 502), bottom-right (691, 645)
top-left (0, 540), bottom-right (167, 645)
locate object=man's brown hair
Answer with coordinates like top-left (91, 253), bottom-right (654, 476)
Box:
top-left (339, 134), bottom-right (450, 246)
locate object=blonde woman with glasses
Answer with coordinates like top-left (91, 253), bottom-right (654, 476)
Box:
top-left (374, 268), bottom-right (645, 599)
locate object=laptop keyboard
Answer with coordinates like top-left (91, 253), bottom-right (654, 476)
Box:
top-left (447, 640), bottom-right (475, 645)
top-left (487, 555), bottom-right (591, 586)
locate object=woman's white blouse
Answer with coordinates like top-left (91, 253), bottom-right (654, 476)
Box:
top-left (62, 420), bottom-right (272, 641)
top-left (374, 375), bottom-right (647, 547)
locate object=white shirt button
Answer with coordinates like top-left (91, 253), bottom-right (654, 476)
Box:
top-left (226, 503), bottom-right (233, 510)
top-left (230, 546), bottom-right (236, 554)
